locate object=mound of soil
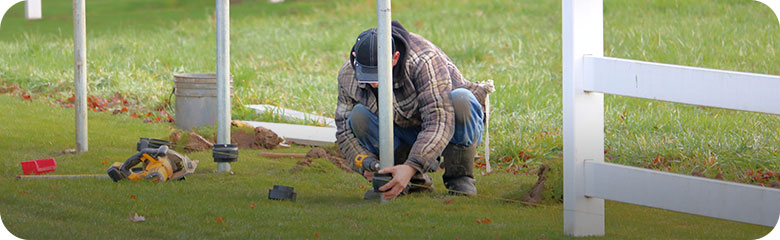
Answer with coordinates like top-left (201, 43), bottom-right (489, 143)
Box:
top-left (186, 132), bottom-right (213, 152)
top-left (231, 126), bottom-right (283, 150)
top-left (289, 148), bottom-right (351, 173)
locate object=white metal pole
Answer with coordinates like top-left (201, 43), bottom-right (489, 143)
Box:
top-left (216, 0), bottom-right (231, 172)
top-left (377, 0), bottom-right (393, 201)
top-left (377, 0), bottom-right (393, 170)
top-left (73, 0), bottom-right (87, 153)
top-left (562, 0), bottom-right (605, 237)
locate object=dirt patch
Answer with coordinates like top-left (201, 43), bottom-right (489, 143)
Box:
top-left (172, 125), bottom-right (282, 152)
top-left (231, 129), bottom-right (256, 149)
top-left (185, 132), bottom-right (213, 152)
top-left (305, 148), bottom-right (328, 158)
top-left (522, 164), bottom-right (549, 205)
top-left (289, 148), bottom-right (352, 173)
top-left (318, 148), bottom-right (351, 172)
top-left (289, 158), bottom-right (313, 173)
top-left (231, 126), bottom-right (283, 150)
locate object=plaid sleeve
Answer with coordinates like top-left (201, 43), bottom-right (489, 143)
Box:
top-left (403, 52), bottom-right (455, 173)
top-left (335, 61), bottom-right (376, 173)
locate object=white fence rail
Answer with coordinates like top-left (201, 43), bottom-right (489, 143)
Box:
top-left (584, 56), bottom-right (780, 115)
top-left (585, 161), bottom-right (780, 227)
top-left (563, 0), bottom-right (780, 237)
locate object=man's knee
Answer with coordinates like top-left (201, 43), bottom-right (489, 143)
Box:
top-left (451, 89), bottom-right (475, 125)
top-left (348, 104), bottom-right (374, 138)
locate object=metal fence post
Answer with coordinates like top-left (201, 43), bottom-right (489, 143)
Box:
top-left (216, 0), bottom-right (231, 172)
top-left (73, 0), bottom-right (87, 153)
top-left (377, 0), bottom-right (393, 202)
top-left (377, 0), bottom-right (393, 171)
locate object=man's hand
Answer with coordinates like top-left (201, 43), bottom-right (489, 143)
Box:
top-left (377, 165), bottom-right (417, 200)
top-left (363, 170), bottom-right (374, 182)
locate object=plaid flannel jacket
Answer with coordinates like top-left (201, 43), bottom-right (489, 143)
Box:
top-left (336, 32), bottom-right (492, 174)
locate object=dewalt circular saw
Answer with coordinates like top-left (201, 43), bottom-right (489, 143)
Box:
top-left (107, 145), bottom-right (197, 183)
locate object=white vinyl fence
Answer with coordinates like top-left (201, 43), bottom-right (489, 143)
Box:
top-left (562, 0), bottom-right (780, 237)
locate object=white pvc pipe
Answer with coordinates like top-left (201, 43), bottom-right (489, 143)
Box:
top-left (377, 0), bottom-right (393, 171)
top-left (73, 0), bottom-right (87, 153)
top-left (484, 95), bottom-right (491, 173)
top-left (216, 0), bottom-right (231, 172)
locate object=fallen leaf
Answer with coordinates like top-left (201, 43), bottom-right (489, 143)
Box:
top-left (102, 160), bottom-right (107, 165)
top-left (443, 199), bottom-right (454, 205)
top-left (250, 203), bottom-right (255, 209)
top-left (130, 213), bottom-right (146, 222)
top-left (405, 212), bottom-right (411, 216)
top-left (216, 216), bottom-right (224, 223)
top-left (49, 194), bottom-right (56, 199)
top-left (315, 233), bottom-right (319, 238)
top-left (481, 218), bottom-right (491, 224)
top-left (359, 184), bottom-right (366, 189)
top-left (130, 195), bottom-right (136, 200)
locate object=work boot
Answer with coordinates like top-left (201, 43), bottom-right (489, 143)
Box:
top-left (440, 143), bottom-right (477, 196)
top-left (394, 143), bottom-right (433, 193)
top-left (405, 172), bottom-right (434, 194)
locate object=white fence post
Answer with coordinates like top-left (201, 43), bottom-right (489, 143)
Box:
top-left (25, 0), bottom-right (41, 19)
top-left (73, 0), bottom-right (87, 153)
top-left (562, 0), bottom-right (604, 236)
top-left (216, 0), bottom-right (231, 172)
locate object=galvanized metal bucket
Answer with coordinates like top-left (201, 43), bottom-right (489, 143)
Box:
top-left (173, 73), bottom-right (232, 130)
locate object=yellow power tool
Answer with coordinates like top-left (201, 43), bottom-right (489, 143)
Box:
top-left (107, 145), bottom-right (197, 183)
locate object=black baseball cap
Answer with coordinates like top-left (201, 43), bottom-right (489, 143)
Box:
top-left (351, 28), bottom-right (396, 83)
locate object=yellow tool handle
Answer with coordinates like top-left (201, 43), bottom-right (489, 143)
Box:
top-left (354, 154), bottom-right (368, 168)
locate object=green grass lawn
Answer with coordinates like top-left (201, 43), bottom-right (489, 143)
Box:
top-left (1, 0), bottom-right (778, 182)
top-left (0, 94), bottom-right (772, 238)
top-left (1, 0), bottom-right (779, 238)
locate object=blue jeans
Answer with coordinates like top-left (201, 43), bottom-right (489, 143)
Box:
top-left (347, 88), bottom-right (484, 155)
